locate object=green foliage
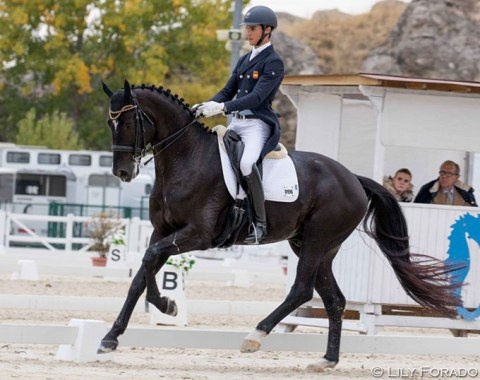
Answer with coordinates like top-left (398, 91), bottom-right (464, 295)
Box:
top-left (15, 108), bottom-right (84, 149)
top-left (0, 0), bottom-right (239, 149)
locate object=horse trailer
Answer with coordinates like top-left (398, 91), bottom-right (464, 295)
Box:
top-left (0, 143), bottom-right (154, 237)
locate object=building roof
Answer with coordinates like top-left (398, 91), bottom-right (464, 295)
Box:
top-left (282, 73), bottom-right (480, 94)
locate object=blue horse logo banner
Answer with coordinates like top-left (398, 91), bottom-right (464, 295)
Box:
top-left (445, 213), bottom-right (480, 320)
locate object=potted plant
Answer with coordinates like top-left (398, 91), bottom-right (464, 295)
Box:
top-left (87, 211), bottom-right (124, 267)
top-left (166, 253), bottom-right (196, 274)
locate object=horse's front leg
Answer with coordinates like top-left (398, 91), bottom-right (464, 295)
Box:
top-left (143, 251), bottom-right (178, 317)
top-left (142, 229), bottom-right (206, 316)
top-left (98, 259), bottom-right (166, 353)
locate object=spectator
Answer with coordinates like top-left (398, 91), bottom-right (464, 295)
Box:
top-left (383, 168), bottom-right (414, 202)
top-left (414, 160), bottom-right (477, 207)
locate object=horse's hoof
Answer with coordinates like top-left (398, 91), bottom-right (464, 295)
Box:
top-left (97, 339), bottom-right (118, 354)
top-left (166, 299), bottom-right (178, 316)
top-left (306, 358), bottom-right (337, 372)
top-left (240, 339), bottom-right (261, 353)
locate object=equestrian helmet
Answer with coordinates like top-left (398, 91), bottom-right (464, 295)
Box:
top-left (241, 6), bottom-right (277, 30)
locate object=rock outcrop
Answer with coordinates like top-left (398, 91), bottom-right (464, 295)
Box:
top-left (273, 30), bottom-right (322, 149)
top-left (362, 0), bottom-right (480, 81)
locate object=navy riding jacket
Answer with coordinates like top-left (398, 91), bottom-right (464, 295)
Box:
top-left (210, 45), bottom-right (284, 161)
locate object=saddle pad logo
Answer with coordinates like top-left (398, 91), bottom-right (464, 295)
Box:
top-left (284, 186), bottom-right (297, 198)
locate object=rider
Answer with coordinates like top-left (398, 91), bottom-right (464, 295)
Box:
top-left (195, 5), bottom-right (285, 244)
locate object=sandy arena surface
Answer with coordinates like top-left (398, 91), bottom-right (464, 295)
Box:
top-left (1, 266), bottom-right (479, 379)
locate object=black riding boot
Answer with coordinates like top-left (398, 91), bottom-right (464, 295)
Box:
top-left (244, 165), bottom-right (267, 244)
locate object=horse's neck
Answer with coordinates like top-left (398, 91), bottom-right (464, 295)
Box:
top-left (153, 120), bottom-right (218, 172)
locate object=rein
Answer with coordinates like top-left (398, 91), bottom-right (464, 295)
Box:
top-left (109, 92), bottom-right (198, 166)
top-left (143, 118), bottom-right (198, 166)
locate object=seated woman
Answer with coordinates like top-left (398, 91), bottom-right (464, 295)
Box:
top-left (383, 168), bottom-right (414, 202)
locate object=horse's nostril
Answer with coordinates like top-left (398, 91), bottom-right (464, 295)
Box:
top-left (115, 169), bottom-right (127, 179)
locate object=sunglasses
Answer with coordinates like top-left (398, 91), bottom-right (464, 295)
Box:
top-left (439, 170), bottom-right (458, 177)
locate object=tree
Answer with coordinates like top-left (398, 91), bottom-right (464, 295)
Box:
top-left (0, 0), bottom-right (242, 149)
top-left (15, 108), bottom-right (83, 149)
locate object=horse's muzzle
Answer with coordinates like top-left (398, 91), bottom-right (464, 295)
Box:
top-left (113, 161), bottom-right (139, 182)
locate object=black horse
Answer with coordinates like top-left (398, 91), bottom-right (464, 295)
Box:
top-left (99, 80), bottom-right (462, 371)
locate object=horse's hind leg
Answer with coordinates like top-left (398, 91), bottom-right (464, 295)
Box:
top-left (306, 249), bottom-right (345, 372)
top-left (240, 243), bottom-right (321, 353)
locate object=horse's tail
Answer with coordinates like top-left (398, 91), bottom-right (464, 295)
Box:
top-left (356, 175), bottom-right (463, 317)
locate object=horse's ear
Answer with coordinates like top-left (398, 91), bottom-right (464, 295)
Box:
top-left (101, 80), bottom-right (114, 98)
top-left (124, 79), bottom-right (132, 104)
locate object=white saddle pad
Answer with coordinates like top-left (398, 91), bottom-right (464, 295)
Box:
top-left (215, 130), bottom-right (299, 202)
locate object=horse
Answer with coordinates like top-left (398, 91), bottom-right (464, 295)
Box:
top-left (98, 80), bottom-right (463, 371)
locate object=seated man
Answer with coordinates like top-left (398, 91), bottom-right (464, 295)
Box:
top-left (414, 160), bottom-right (477, 207)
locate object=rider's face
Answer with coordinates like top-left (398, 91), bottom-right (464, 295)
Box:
top-left (245, 25), bottom-right (270, 46)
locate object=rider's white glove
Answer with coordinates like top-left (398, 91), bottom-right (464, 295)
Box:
top-left (191, 103), bottom-right (201, 114)
top-left (196, 101), bottom-right (225, 118)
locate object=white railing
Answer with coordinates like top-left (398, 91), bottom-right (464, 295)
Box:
top-left (0, 210), bottom-right (153, 254)
top-left (281, 203), bottom-right (480, 333)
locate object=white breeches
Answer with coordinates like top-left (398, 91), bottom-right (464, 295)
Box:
top-left (227, 117), bottom-right (271, 176)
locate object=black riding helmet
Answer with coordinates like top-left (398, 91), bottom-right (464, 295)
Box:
top-left (241, 6), bottom-right (277, 47)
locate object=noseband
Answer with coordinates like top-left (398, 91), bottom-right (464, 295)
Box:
top-left (109, 92), bottom-right (197, 166)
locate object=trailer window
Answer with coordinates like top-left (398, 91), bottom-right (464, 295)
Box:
top-left (15, 173), bottom-right (66, 197)
top-left (69, 154), bottom-right (91, 166)
top-left (48, 175), bottom-right (67, 196)
top-left (38, 153), bottom-right (61, 165)
top-left (99, 155), bottom-right (113, 167)
top-left (6, 151), bottom-right (30, 164)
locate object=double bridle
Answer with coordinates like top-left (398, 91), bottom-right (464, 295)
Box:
top-left (108, 92), bottom-right (197, 166)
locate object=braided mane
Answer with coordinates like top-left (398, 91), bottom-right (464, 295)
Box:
top-left (131, 83), bottom-right (197, 118)
top-left (127, 83), bottom-right (211, 132)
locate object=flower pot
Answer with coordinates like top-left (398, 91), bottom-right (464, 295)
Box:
top-left (91, 256), bottom-right (107, 267)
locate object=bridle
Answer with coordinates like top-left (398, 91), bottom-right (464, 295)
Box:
top-left (108, 92), bottom-right (197, 166)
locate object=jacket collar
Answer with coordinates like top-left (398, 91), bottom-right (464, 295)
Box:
top-left (238, 45), bottom-right (274, 73)
top-left (429, 179), bottom-right (471, 193)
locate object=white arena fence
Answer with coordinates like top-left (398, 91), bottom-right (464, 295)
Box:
top-left (0, 210), bottom-right (147, 253)
top-left (1, 322), bottom-right (479, 363)
top-left (282, 203), bottom-right (480, 334)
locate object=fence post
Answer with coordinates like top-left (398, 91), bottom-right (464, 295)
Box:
top-left (127, 217), bottom-right (140, 253)
top-left (56, 319), bottom-right (112, 362)
top-left (0, 210), bottom-right (6, 253)
top-left (65, 213), bottom-right (74, 252)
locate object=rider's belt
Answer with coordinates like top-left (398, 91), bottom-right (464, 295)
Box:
top-left (233, 114), bottom-right (257, 119)
top-left (233, 111), bottom-right (257, 120)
